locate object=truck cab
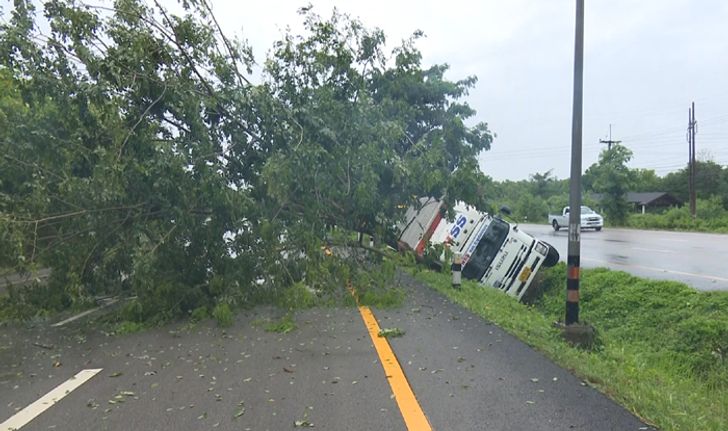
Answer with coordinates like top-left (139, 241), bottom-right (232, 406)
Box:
top-left (397, 198), bottom-right (559, 301)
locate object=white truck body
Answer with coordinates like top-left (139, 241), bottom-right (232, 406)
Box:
top-left (397, 198), bottom-right (558, 301)
top-left (549, 206), bottom-right (603, 231)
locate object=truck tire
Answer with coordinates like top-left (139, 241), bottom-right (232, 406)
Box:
top-left (552, 220), bottom-right (560, 231)
top-left (595, 227), bottom-right (602, 231)
top-left (542, 242), bottom-right (560, 267)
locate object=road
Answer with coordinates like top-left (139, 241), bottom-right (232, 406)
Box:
top-left (0, 269), bottom-right (51, 296)
top-left (521, 223), bottom-right (728, 291)
top-left (0, 272), bottom-right (654, 431)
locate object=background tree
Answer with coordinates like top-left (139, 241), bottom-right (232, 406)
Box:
top-left (632, 168), bottom-right (662, 192)
top-left (662, 160), bottom-right (727, 207)
top-left (530, 169), bottom-right (556, 196)
top-left (585, 144), bottom-right (636, 224)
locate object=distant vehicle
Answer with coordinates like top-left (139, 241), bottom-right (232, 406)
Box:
top-left (548, 206), bottom-right (603, 231)
top-left (396, 197), bottom-right (559, 301)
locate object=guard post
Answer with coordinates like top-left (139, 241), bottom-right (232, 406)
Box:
top-left (451, 253), bottom-right (462, 290)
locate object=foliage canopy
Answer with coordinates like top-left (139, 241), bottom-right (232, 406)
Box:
top-left (0, 1), bottom-right (493, 319)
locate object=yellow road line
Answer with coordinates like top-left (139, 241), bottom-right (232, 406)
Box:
top-left (356, 305), bottom-right (432, 431)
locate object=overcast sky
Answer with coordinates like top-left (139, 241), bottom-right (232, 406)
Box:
top-left (4, 1), bottom-right (726, 181)
top-left (206, 0), bottom-right (728, 181)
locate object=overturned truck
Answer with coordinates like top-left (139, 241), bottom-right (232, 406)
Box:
top-left (397, 197), bottom-right (559, 301)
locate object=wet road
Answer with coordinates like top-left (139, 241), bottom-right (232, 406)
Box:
top-left (0, 273), bottom-right (653, 431)
top-left (521, 223), bottom-right (728, 291)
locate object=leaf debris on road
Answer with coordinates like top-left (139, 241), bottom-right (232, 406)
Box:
top-left (378, 328), bottom-right (405, 338)
top-left (233, 401), bottom-right (246, 419)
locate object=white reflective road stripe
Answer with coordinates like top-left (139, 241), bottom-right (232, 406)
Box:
top-left (583, 258), bottom-right (728, 283)
top-left (1, 368), bottom-right (102, 431)
top-left (630, 247), bottom-right (674, 254)
top-left (51, 299), bottom-right (118, 327)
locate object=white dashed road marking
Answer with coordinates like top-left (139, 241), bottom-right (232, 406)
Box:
top-left (583, 258), bottom-right (728, 283)
top-left (51, 298), bottom-right (118, 327)
top-left (1, 368), bottom-right (103, 431)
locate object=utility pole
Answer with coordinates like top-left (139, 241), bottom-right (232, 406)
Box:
top-left (688, 102), bottom-right (697, 218)
top-left (566, 0), bottom-right (584, 327)
top-left (599, 124), bottom-right (621, 150)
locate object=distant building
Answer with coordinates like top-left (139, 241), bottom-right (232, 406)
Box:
top-left (591, 192), bottom-right (682, 214)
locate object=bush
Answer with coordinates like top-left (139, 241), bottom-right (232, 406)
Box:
top-left (190, 306), bottom-right (209, 322)
top-left (276, 282), bottom-right (318, 310)
top-left (212, 303), bottom-right (234, 327)
top-left (0, 282), bottom-right (73, 321)
top-left (627, 197), bottom-right (728, 232)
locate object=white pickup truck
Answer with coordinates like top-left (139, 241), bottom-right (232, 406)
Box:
top-left (548, 206), bottom-right (603, 231)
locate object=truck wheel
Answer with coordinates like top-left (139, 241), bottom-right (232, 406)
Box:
top-left (595, 227), bottom-right (602, 231)
top-left (552, 220), bottom-right (560, 231)
top-left (542, 242), bottom-right (560, 267)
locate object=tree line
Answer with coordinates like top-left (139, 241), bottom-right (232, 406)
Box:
top-left (489, 144), bottom-right (728, 227)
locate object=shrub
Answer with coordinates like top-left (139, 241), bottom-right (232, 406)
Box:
top-left (212, 303), bottom-right (234, 327)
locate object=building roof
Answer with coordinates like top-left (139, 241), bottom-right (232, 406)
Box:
top-left (625, 192), bottom-right (681, 206)
top-left (591, 192), bottom-right (682, 206)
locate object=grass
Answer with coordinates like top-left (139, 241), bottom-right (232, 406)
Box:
top-left (260, 313), bottom-right (296, 334)
top-left (212, 303), bottom-right (234, 327)
top-left (411, 264), bottom-right (728, 431)
top-left (356, 285), bottom-right (405, 309)
top-left (113, 320), bottom-right (146, 335)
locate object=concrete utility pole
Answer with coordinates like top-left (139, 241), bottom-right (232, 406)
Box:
top-left (687, 102), bottom-right (697, 218)
top-left (566, 0), bottom-right (584, 326)
top-left (599, 124), bottom-right (621, 150)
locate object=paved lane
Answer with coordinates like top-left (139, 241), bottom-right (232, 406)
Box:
top-left (521, 223), bottom-right (728, 291)
top-left (1, 274), bottom-right (654, 430)
top-left (0, 308), bottom-right (405, 431)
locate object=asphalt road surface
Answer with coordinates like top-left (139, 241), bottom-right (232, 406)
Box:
top-left (0, 269), bottom-right (51, 296)
top-left (521, 223), bottom-right (728, 292)
top-left (0, 272), bottom-right (655, 431)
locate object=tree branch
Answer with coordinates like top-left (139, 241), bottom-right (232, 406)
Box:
top-left (199, 0), bottom-right (252, 88)
top-left (118, 85), bottom-right (167, 160)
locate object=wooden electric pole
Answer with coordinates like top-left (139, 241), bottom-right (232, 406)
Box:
top-left (599, 124), bottom-right (621, 150)
top-left (566, 0), bottom-right (584, 326)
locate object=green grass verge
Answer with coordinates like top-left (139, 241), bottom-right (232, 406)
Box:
top-left (252, 313), bottom-right (297, 334)
top-left (411, 265), bottom-right (727, 431)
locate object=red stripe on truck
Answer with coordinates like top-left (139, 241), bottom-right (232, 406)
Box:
top-left (415, 210), bottom-right (443, 257)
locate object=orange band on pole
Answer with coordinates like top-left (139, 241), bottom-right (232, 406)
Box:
top-left (567, 289), bottom-right (580, 302)
top-left (568, 266), bottom-right (580, 279)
